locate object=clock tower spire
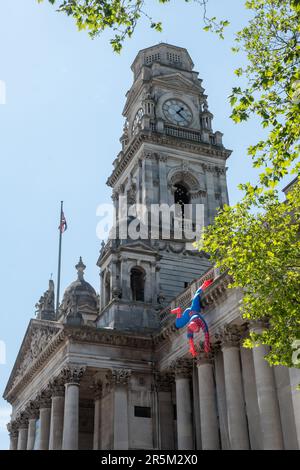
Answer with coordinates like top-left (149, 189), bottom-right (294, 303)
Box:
top-left (97, 43), bottom-right (231, 331)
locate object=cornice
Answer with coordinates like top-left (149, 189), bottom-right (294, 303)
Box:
top-left (107, 131), bottom-right (232, 188)
top-left (4, 324), bottom-right (154, 403)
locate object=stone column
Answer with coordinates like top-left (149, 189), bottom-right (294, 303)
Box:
top-left (240, 345), bottom-right (262, 450)
top-left (7, 423), bottom-right (18, 451)
top-left (93, 382), bottom-right (102, 450)
top-left (196, 353), bottom-right (220, 450)
top-left (155, 373), bottom-right (175, 450)
top-left (289, 368), bottom-right (300, 449)
top-left (38, 391), bottom-right (51, 450)
top-left (157, 154), bottom-right (168, 205)
top-left (214, 345), bottom-right (229, 450)
top-left (251, 322), bottom-right (283, 450)
top-left (174, 359), bottom-right (194, 450)
top-left (110, 369), bottom-right (130, 450)
top-left (49, 377), bottom-right (65, 450)
top-left (26, 402), bottom-right (39, 450)
top-left (62, 366), bottom-right (85, 450)
top-left (142, 151), bottom-right (154, 207)
top-left (204, 167), bottom-right (216, 225)
top-left (17, 416), bottom-right (28, 450)
top-left (218, 325), bottom-right (249, 450)
top-left (121, 257), bottom-right (129, 301)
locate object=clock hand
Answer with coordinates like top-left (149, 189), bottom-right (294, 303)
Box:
top-left (176, 107), bottom-right (184, 115)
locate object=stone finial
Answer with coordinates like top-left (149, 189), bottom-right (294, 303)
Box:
top-left (75, 257), bottom-right (86, 280)
top-left (35, 279), bottom-right (55, 321)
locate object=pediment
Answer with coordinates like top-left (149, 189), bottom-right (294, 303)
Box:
top-left (120, 241), bottom-right (158, 255)
top-left (153, 73), bottom-right (203, 93)
top-left (4, 319), bottom-right (62, 398)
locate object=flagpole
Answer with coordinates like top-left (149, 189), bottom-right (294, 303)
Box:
top-left (56, 201), bottom-right (63, 317)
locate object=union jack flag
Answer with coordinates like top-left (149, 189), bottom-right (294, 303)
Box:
top-left (59, 211), bottom-right (67, 233)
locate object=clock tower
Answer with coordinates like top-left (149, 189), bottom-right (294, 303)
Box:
top-left (97, 43), bottom-right (231, 331)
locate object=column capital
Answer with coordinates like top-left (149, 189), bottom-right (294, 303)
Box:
top-left (154, 372), bottom-right (173, 392)
top-left (91, 380), bottom-right (103, 400)
top-left (16, 412), bottom-right (29, 429)
top-left (49, 376), bottom-right (65, 397)
top-left (60, 365), bottom-right (86, 385)
top-left (249, 319), bottom-right (269, 334)
top-left (26, 400), bottom-right (40, 420)
top-left (172, 358), bottom-right (193, 379)
top-left (196, 351), bottom-right (215, 366)
top-left (109, 368), bottom-right (131, 386)
top-left (37, 389), bottom-right (52, 409)
top-left (7, 422), bottom-right (18, 438)
top-left (215, 323), bottom-right (247, 349)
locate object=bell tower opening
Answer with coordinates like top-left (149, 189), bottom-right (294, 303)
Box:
top-left (174, 183), bottom-right (190, 219)
top-left (131, 267), bottom-right (145, 302)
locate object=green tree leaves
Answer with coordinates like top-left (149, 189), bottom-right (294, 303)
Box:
top-left (196, 181), bottom-right (300, 367)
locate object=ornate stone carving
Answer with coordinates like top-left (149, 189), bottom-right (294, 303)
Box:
top-left (35, 280), bottom-right (55, 321)
top-left (90, 380), bottom-right (103, 400)
top-left (26, 400), bottom-right (40, 419)
top-left (60, 365), bottom-right (86, 385)
top-left (215, 324), bottom-right (246, 349)
top-left (109, 369), bottom-right (131, 386)
top-left (37, 388), bottom-right (52, 409)
top-left (172, 358), bottom-right (192, 378)
top-left (107, 133), bottom-right (231, 188)
top-left (15, 411), bottom-right (29, 429)
top-left (155, 372), bottom-right (173, 392)
top-left (168, 165), bottom-right (199, 193)
top-left (49, 376), bottom-right (65, 397)
top-left (7, 422), bottom-right (18, 438)
top-left (13, 325), bottom-right (59, 387)
top-left (196, 351), bottom-right (215, 366)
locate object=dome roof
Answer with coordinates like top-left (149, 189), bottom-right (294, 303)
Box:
top-left (59, 257), bottom-right (98, 324)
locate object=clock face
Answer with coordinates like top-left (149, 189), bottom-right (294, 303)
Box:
top-left (163, 99), bottom-right (193, 127)
top-left (132, 108), bottom-right (144, 135)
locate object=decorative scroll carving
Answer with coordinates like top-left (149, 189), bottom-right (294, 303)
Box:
top-left (171, 358), bottom-right (192, 379)
top-left (110, 369), bottom-right (131, 386)
top-left (60, 366), bottom-right (86, 385)
top-left (7, 422), bottom-right (18, 438)
top-left (37, 388), bottom-right (52, 409)
top-left (12, 326), bottom-right (59, 387)
top-left (49, 376), bottom-right (65, 397)
top-left (26, 400), bottom-right (40, 419)
top-left (215, 324), bottom-right (247, 348)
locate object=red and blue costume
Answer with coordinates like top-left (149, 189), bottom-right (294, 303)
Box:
top-left (171, 279), bottom-right (213, 357)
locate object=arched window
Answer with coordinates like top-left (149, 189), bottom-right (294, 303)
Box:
top-left (174, 183), bottom-right (190, 219)
top-left (131, 267), bottom-right (145, 302)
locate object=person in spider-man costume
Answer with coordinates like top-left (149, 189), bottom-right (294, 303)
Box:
top-left (171, 279), bottom-right (213, 357)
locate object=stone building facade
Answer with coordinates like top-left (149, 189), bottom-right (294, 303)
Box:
top-left (3, 44), bottom-right (300, 450)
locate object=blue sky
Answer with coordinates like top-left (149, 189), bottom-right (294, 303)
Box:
top-left (0, 0), bottom-right (289, 450)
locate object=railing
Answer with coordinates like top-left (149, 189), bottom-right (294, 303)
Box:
top-left (164, 124), bottom-right (203, 143)
top-left (159, 267), bottom-right (219, 326)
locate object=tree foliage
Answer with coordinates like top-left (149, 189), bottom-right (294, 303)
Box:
top-left (229, 0), bottom-right (300, 192)
top-left (197, 0), bottom-right (300, 367)
top-left (38, 0), bottom-right (229, 52)
top-left (38, 0), bottom-right (300, 367)
top-left (196, 182), bottom-right (300, 367)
